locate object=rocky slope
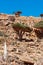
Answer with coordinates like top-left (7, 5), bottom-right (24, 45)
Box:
top-left (0, 13), bottom-right (43, 65)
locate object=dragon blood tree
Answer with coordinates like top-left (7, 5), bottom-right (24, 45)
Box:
top-left (34, 21), bottom-right (43, 38)
top-left (12, 22), bottom-right (32, 41)
top-left (14, 11), bottom-right (22, 17)
top-left (40, 14), bottom-right (43, 21)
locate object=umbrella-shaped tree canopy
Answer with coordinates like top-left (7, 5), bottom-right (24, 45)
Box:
top-left (14, 11), bottom-right (22, 17)
top-left (40, 14), bottom-right (43, 17)
top-left (12, 22), bottom-right (32, 32)
top-left (12, 22), bottom-right (32, 41)
top-left (34, 21), bottom-right (43, 38)
top-left (15, 11), bottom-right (22, 15)
top-left (34, 21), bottom-right (43, 29)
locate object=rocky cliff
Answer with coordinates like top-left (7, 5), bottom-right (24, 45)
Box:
top-left (0, 13), bottom-right (43, 65)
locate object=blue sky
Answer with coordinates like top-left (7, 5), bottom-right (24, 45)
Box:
top-left (0, 0), bottom-right (43, 16)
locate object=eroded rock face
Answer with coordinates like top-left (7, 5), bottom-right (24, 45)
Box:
top-left (0, 14), bottom-right (43, 65)
top-left (8, 16), bottom-right (15, 22)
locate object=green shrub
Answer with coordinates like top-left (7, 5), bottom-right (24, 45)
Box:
top-left (34, 21), bottom-right (43, 28)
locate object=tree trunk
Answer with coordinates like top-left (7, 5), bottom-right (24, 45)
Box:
top-left (19, 31), bottom-right (22, 41)
top-left (16, 30), bottom-right (25, 41)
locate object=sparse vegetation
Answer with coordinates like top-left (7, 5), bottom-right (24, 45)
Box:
top-left (40, 14), bottom-right (43, 21)
top-left (12, 22), bottom-right (32, 41)
top-left (40, 14), bottom-right (43, 17)
top-left (15, 11), bottom-right (22, 17)
top-left (0, 13), bottom-right (43, 65)
top-left (34, 21), bottom-right (43, 38)
top-left (34, 21), bottom-right (43, 28)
